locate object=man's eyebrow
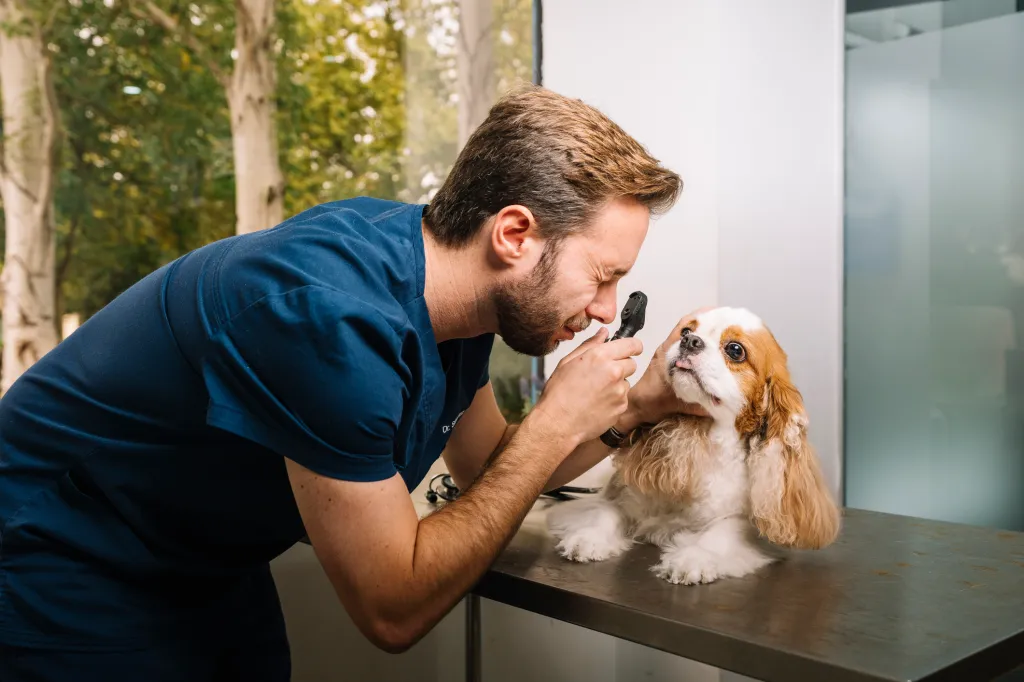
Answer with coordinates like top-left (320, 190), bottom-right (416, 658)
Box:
top-left (609, 267), bottom-right (630, 279)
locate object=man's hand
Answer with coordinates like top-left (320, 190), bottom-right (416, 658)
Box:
top-left (539, 311), bottom-right (714, 492)
top-left (528, 327), bottom-right (643, 447)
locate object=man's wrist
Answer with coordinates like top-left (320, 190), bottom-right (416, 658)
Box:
top-left (615, 393), bottom-right (646, 434)
top-left (520, 407), bottom-right (581, 456)
top-left (597, 401), bottom-right (643, 449)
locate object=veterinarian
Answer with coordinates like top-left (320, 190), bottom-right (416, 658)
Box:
top-left (0, 85), bottom-right (702, 681)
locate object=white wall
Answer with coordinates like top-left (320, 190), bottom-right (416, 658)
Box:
top-left (271, 1), bottom-right (845, 680)
top-left (714, 0), bottom-right (846, 497)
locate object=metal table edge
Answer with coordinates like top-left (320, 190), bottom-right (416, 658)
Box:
top-left (471, 569), bottom-right (896, 682)
top-left (919, 628), bottom-right (1024, 682)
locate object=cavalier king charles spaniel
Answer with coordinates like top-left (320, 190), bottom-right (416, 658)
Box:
top-left (546, 306), bottom-right (840, 585)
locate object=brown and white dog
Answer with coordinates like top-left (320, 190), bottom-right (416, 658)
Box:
top-left (546, 307), bottom-right (840, 585)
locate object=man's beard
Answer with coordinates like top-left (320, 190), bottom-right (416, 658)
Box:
top-left (492, 244), bottom-right (590, 357)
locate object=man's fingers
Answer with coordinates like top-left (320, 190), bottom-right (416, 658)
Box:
top-left (603, 337), bottom-right (643, 360)
top-left (583, 326), bottom-right (609, 346)
top-left (619, 357), bottom-right (639, 380)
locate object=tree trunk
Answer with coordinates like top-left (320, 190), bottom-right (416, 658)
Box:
top-left (229, 0), bottom-right (284, 235)
top-left (457, 0), bottom-right (495, 148)
top-left (0, 0), bottom-right (59, 394)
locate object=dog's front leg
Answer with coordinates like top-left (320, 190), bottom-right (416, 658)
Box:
top-left (546, 497), bottom-right (632, 563)
top-left (652, 517), bottom-right (775, 585)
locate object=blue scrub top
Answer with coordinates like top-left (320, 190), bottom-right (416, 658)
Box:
top-left (0, 197), bottom-right (494, 649)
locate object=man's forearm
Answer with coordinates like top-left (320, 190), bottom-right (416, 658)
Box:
top-left (376, 415), bottom-right (574, 648)
top-left (543, 437), bottom-right (614, 493)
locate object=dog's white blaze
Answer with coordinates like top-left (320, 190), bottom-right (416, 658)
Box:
top-left (695, 306), bottom-right (764, 334)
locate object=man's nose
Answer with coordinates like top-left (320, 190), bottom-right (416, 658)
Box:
top-left (680, 334), bottom-right (705, 354)
top-left (587, 287), bottom-right (618, 325)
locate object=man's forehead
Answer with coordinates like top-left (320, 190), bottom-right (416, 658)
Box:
top-left (572, 231), bottom-right (637, 278)
top-left (582, 198), bottom-right (650, 268)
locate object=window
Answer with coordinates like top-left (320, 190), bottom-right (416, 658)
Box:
top-left (844, 0), bottom-right (1024, 530)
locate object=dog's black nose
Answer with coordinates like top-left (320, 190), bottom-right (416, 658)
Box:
top-left (680, 333), bottom-right (705, 354)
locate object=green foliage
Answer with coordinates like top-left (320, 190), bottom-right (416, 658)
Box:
top-left (279, 0), bottom-right (407, 208)
top-left (47, 0), bottom-right (234, 317)
top-left (492, 375), bottom-right (526, 421)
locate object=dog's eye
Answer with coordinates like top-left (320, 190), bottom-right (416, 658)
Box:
top-left (724, 342), bottom-right (746, 362)
top-left (681, 327), bottom-right (692, 337)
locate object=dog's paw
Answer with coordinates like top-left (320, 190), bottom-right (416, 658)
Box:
top-left (652, 545), bottom-right (722, 585)
top-left (547, 498), bottom-right (631, 563)
top-left (555, 529), bottom-right (630, 563)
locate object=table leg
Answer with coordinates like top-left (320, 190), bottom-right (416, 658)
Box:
top-left (466, 593), bottom-right (482, 682)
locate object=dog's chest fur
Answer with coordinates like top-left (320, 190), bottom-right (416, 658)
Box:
top-left (607, 418), bottom-right (750, 542)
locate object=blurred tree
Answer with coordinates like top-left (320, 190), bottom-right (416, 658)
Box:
top-left (456, 0), bottom-right (493, 147)
top-left (491, 0), bottom-right (533, 95)
top-left (0, 0), bottom-right (61, 392)
top-left (138, 0), bottom-right (284, 235)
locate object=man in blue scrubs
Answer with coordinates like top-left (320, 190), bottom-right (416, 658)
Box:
top-left (0, 85), bottom-right (694, 680)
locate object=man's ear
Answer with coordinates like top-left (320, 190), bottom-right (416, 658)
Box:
top-left (490, 205), bottom-right (540, 265)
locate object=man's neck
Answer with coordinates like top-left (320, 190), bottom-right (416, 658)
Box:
top-left (421, 222), bottom-right (495, 343)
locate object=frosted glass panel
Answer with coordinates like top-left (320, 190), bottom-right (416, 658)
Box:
top-left (844, 3), bottom-right (1024, 530)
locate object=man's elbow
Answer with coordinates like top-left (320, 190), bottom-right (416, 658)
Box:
top-left (365, 616), bottom-right (426, 655)
top-left (321, 572), bottom-right (428, 653)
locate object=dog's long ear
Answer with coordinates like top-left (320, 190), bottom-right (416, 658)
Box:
top-left (747, 371), bottom-right (840, 549)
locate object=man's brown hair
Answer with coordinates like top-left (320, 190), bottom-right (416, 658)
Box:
top-left (424, 84), bottom-right (683, 248)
